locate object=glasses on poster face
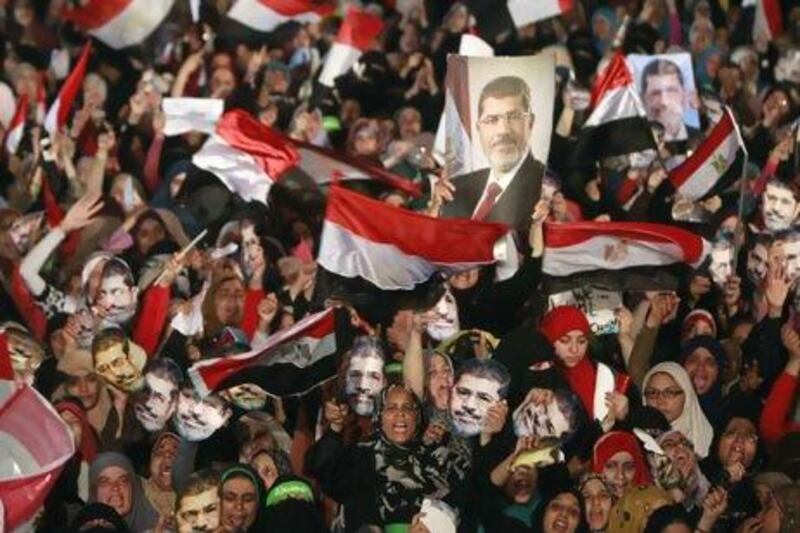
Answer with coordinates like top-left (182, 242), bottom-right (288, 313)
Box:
top-left (643, 388), bottom-right (684, 401)
top-left (478, 110), bottom-right (531, 127)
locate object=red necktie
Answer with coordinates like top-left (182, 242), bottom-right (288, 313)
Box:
top-left (473, 182), bottom-right (503, 221)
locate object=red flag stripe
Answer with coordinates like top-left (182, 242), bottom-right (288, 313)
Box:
top-left (590, 53), bottom-right (633, 109)
top-left (0, 333), bottom-right (13, 381)
top-left (325, 185), bottom-right (508, 264)
top-left (215, 110), bottom-right (300, 179)
top-left (668, 112), bottom-right (735, 189)
top-left (336, 7), bottom-right (383, 51)
top-left (256, 0), bottom-right (335, 17)
top-left (62, 0), bottom-right (131, 29)
top-left (544, 221), bottom-right (706, 264)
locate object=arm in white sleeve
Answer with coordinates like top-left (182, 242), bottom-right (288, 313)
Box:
top-left (19, 227), bottom-right (65, 296)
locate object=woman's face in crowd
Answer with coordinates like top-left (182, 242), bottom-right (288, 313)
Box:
top-left (553, 330), bottom-right (588, 368)
top-left (543, 492), bottom-right (581, 533)
top-left (449, 268), bottom-right (480, 291)
top-left (135, 218), bottom-right (166, 256)
top-left (381, 388), bottom-right (418, 445)
top-left (644, 372), bottom-right (686, 422)
top-left (581, 478), bottom-right (612, 531)
top-left (683, 348), bottom-right (719, 395)
top-left (602, 451), bottom-right (636, 498)
top-left (718, 418), bottom-right (758, 469)
top-left (427, 354), bottom-right (453, 411)
top-left (214, 279), bottom-right (245, 326)
top-left (211, 67), bottom-right (236, 98)
top-left (220, 477), bottom-right (258, 532)
top-left (150, 436), bottom-right (178, 491)
top-left (252, 452), bottom-right (279, 490)
top-left (66, 373), bottom-right (102, 410)
top-left (95, 465), bottom-right (133, 517)
top-left (59, 409), bottom-right (83, 448)
top-left (504, 464), bottom-right (536, 504)
top-left (353, 129), bottom-right (379, 156)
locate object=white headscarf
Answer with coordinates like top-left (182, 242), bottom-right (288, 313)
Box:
top-left (643, 362), bottom-right (714, 458)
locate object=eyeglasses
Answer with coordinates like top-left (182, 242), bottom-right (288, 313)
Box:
top-left (721, 430), bottom-right (758, 444)
top-left (644, 388), bottom-right (685, 401)
top-left (478, 111), bottom-right (531, 127)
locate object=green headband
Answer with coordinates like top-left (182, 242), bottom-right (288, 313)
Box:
top-left (221, 466), bottom-right (258, 488)
top-left (265, 480), bottom-right (314, 508)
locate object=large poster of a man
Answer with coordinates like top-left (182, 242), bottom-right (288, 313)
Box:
top-left (441, 54), bottom-right (554, 231)
top-left (628, 53), bottom-right (700, 142)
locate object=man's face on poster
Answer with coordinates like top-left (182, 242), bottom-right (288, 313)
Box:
top-left (450, 373), bottom-right (502, 437)
top-left (643, 72), bottom-right (686, 140)
top-left (134, 369), bottom-right (180, 431)
top-left (747, 243), bottom-right (769, 285)
top-left (345, 352), bottom-right (385, 416)
top-left (709, 243), bottom-right (734, 287)
top-left (94, 341), bottom-right (146, 392)
top-left (174, 387), bottom-right (231, 441)
top-left (220, 383), bottom-right (269, 411)
top-left (513, 390), bottom-right (574, 439)
top-left (177, 487), bottom-right (220, 532)
top-left (783, 237), bottom-right (800, 284)
top-left (476, 94), bottom-right (533, 174)
top-left (95, 274), bottom-right (138, 324)
top-left (241, 224), bottom-right (265, 278)
top-left (763, 183), bottom-right (800, 232)
top-left (426, 289), bottom-right (460, 341)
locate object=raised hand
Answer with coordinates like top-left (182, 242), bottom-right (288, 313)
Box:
top-left (60, 193), bottom-right (104, 233)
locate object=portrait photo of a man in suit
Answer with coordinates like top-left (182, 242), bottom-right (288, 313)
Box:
top-left (442, 75), bottom-right (545, 231)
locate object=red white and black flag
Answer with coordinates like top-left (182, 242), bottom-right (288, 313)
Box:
top-left (668, 108), bottom-right (745, 201)
top-left (62, 0), bottom-right (175, 50)
top-left (44, 42), bottom-right (91, 136)
top-left (227, 0), bottom-right (335, 33)
top-left (578, 52), bottom-right (656, 160)
top-left (543, 221), bottom-right (709, 276)
top-left (317, 185), bottom-right (512, 290)
top-left (318, 7), bottom-right (383, 87)
top-left (188, 308), bottom-right (337, 398)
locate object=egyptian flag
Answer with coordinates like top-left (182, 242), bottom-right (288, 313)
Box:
top-left (192, 109), bottom-right (299, 205)
top-left (0, 332), bottom-right (75, 531)
top-left (318, 7), bottom-right (383, 87)
top-left (62, 0), bottom-right (175, 50)
top-left (318, 185), bottom-right (512, 290)
top-left (43, 43), bottom-right (91, 136)
top-left (578, 52), bottom-right (656, 160)
top-left (668, 109), bottom-right (745, 201)
top-left (754, 0), bottom-right (783, 40)
top-left (188, 308), bottom-right (337, 398)
top-left (4, 95), bottom-right (27, 155)
top-left (291, 140), bottom-right (422, 197)
top-left (227, 0), bottom-right (335, 32)
top-left (543, 221), bottom-right (709, 276)
top-left (507, 0), bottom-right (575, 27)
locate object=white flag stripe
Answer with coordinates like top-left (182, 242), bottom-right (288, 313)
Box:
top-left (584, 85), bottom-right (646, 127)
top-left (508, 0), bottom-right (564, 26)
top-left (677, 131), bottom-right (739, 199)
top-left (543, 234), bottom-right (708, 276)
top-left (318, 220), bottom-right (497, 290)
top-left (318, 43), bottom-right (362, 87)
top-left (228, 0), bottom-right (326, 31)
top-left (88, 0), bottom-right (174, 49)
top-left (192, 135), bottom-right (272, 204)
top-left (5, 123), bottom-right (23, 154)
top-left (163, 98), bottom-right (224, 136)
top-left (43, 100), bottom-right (61, 137)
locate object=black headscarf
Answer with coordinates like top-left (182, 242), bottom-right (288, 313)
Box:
top-left (261, 475), bottom-right (329, 532)
top-left (68, 503), bottom-right (131, 533)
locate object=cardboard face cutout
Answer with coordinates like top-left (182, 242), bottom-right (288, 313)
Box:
top-left (512, 389), bottom-right (580, 439)
top-left (763, 183), bottom-right (799, 232)
top-left (783, 236), bottom-right (800, 284)
top-left (94, 339), bottom-right (147, 393)
top-left (747, 243), bottom-right (769, 286)
top-left (220, 383), bottom-right (270, 411)
top-left (425, 289), bottom-right (460, 341)
top-left (173, 387), bottom-right (231, 441)
top-left (709, 242), bottom-right (734, 287)
top-left (449, 374), bottom-right (502, 437)
top-left (177, 487), bottom-right (220, 533)
top-left (241, 224), bottom-right (265, 279)
top-left (345, 349), bottom-right (385, 417)
top-left (133, 360), bottom-right (182, 432)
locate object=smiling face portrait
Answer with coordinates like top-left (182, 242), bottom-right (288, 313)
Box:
top-left (173, 387), bottom-right (232, 441)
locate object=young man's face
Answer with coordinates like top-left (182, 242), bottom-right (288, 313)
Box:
top-left (476, 94), bottom-right (533, 174)
top-left (449, 373), bottom-right (502, 437)
top-left (177, 487), bottom-right (221, 532)
top-left (345, 353), bottom-right (385, 416)
top-left (174, 388), bottom-right (231, 441)
top-left (94, 342), bottom-right (145, 392)
top-left (763, 183), bottom-right (799, 232)
top-left (134, 371), bottom-right (179, 431)
top-left (643, 72), bottom-right (686, 140)
top-left (747, 243), bottom-right (769, 285)
top-left (95, 274), bottom-right (138, 324)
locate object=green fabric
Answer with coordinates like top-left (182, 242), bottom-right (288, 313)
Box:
top-left (384, 523), bottom-right (409, 533)
top-left (265, 480), bottom-right (314, 508)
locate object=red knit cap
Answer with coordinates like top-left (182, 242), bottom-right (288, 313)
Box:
top-left (540, 306), bottom-right (591, 345)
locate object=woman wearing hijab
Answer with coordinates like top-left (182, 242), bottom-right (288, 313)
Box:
top-left (68, 502), bottom-right (131, 533)
top-left (642, 363), bottom-right (714, 458)
top-left (142, 432), bottom-right (179, 519)
top-left (219, 464), bottom-right (264, 533)
top-left (592, 431), bottom-right (653, 499)
top-left (261, 475), bottom-right (329, 532)
top-left (591, 7), bottom-right (619, 55)
top-left (88, 452), bottom-right (160, 532)
top-left (579, 474), bottom-right (614, 533)
top-left (678, 336), bottom-right (727, 425)
top-left (540, 306), bottom-right (632, 429)
top-left (530, 486), bottom-right (588, 533)
top-left (306, 384), bottom-right (446, 531)
top-left (642, 504), bottom-right (693, 533)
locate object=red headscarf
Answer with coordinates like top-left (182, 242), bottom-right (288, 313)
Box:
top-left (55, 399), bottom-right (99, 463)
top-left (592, 430), bottom-right (652, 486)
top-left (540, 306), bottom-right (591, 345)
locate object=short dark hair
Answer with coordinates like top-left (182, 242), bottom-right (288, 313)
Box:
top-left (641, 58), bottom-right (685, 95)
top-left (177, 469), bottom-right (220, 510)
top-left (766, 178), bottom-right (800, 203)
top-left (100, 257), bottom-right (135, 288)
top-left (478, 76), bottom-right (532, 118)
top-left (455, 358), bottom-right (511, 398)
top-left (91, 328), bottom-right (127, 359)
top-left (143, 357), bottom-right (182, 387)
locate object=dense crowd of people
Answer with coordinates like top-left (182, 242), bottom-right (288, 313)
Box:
top-left (1, 0), bottom-right (800, 531)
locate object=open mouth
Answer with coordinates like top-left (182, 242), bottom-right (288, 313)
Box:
top-left (552, 517), bottom-right (569, 531)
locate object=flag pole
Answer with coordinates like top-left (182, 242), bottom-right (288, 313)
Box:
top-left (729, 106), bottom-right (749, 271)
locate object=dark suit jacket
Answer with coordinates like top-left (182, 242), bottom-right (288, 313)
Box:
top-left (441, 153), bottom-right (545, 232)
